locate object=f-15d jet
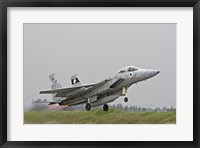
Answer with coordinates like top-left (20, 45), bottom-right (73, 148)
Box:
top-left (40, 66), bottom-right (159, 111)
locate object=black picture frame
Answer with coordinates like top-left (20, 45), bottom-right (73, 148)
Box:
top-left (0, 0), bottom-right (199, 147)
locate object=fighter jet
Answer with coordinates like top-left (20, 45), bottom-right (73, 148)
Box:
top-left (40, 66), bottom-right (159, 111)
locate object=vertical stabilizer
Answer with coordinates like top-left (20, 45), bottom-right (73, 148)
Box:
top-left (49, 73), bottom-right (62, 90)
top-left (71, 75), bottom-right (82, 86)
top-left (49, 73), bottom-right (62, 101)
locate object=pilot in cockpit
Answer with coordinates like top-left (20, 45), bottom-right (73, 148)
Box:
top-left (118, 66), bottom-right (139, 74)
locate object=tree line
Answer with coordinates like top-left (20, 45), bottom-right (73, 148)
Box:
top-left (31, 99), bottom-right (176, 112)
top-left (72, 104), bottom-right (176, 112)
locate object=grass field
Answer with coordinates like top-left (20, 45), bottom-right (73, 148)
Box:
top-left (24, 108), bottom-right (176, 124)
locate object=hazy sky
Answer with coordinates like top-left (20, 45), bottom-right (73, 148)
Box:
top-left (24, 23), bottom-right (176, 108)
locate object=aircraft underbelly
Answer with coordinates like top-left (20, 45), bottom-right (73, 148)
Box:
top-left (90, 95), bottom-right (119, 107)
top-left (60, 97), bottom-right (87, 105)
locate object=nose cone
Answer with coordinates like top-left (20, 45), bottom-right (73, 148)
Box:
top-left (151, 70), bottom-right (160, 76)
top-left (145, 69), bottom-right (160, 79)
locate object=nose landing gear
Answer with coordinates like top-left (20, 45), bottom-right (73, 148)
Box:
top-left (103, 104), bottom-right (109, 111)
top-left (122, 87), bottom-right (128, 102)
top-left (124, 97), bottom-right (128, 102)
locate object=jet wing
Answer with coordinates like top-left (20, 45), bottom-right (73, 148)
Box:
top-left (40, 78), bottom-right (111, 98)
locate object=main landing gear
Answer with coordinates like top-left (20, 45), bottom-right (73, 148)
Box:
top-left (85, 103), bottom-right (91, 111)
top-left (124, 97), bottom-right (128, 102)
top-left (85, 103), bottom-right (109, 111)
top-left (103, 104), bottom-right (109, 111)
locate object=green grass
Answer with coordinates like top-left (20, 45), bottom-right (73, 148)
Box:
top-left (24, 108), bottom-right (176, 124)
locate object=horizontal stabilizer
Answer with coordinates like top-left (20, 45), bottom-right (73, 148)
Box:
top-left (40, 84), bottom-right (94, 94)
top-left (48, 102), bottom-right (60, 105)
top-left (32, 101), bottom-right (60, 105)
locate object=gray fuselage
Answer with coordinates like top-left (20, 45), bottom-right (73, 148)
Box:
top-left (60, 66), bottom-right (159, 108)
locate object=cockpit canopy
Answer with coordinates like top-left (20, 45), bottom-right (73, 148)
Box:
top-left (118, 66), bottom-right (139, 73)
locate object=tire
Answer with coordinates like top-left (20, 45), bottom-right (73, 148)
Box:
top-left (85, 103), bottom-right (91, 111)
top-left (124, 97), bottom-right (128, 102)
top-left (103, 104), bottom-right (109, 111)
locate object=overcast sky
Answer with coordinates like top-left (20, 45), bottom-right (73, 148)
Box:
top-left (24, 23), bottom-right (176, 108)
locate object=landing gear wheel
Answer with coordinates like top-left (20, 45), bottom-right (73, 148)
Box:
top-left (103, 104), bottom-right (109, 111)
top-left (124, 97), bottom-right (128, 102)
top-left (85, 103), bottom-right (91, 111)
